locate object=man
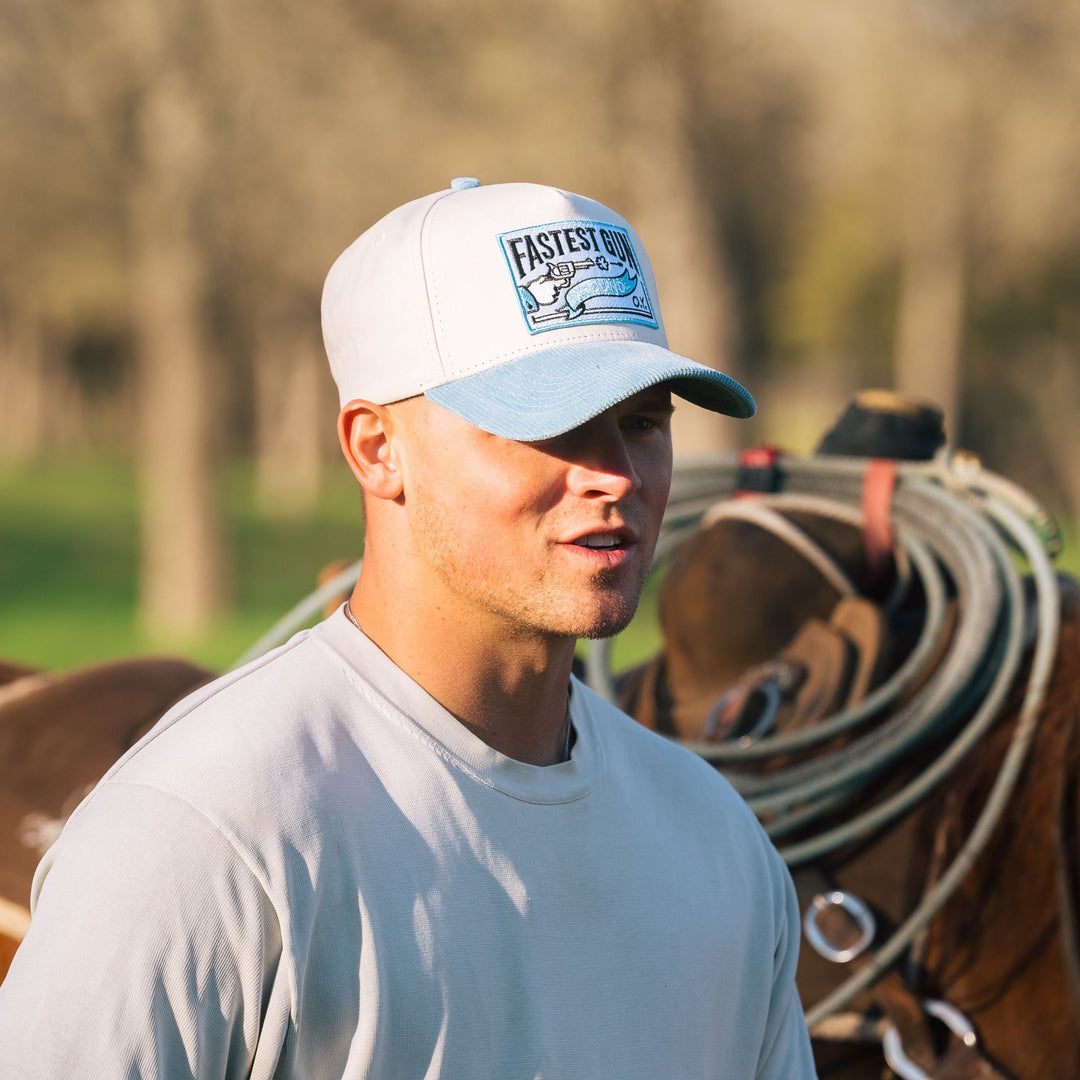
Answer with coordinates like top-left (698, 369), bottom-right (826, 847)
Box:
top-left (0, 179), bottom-right (816, 1078)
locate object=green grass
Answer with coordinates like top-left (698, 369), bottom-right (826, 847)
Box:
top-left (1050, 517), bottom-right (1080, 578)
top-left (0, 459), bottom-right (366, 671)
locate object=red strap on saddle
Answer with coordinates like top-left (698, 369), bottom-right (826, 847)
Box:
top-left (861, 458), bottom-right (897, 583)
top-left (735, 446), bottom-right (782, 499)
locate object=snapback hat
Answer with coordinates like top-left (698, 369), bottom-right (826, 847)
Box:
top-left (321, 177), bottom-right (755, 441)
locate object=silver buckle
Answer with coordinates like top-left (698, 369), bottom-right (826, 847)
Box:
top-left (882, 999), bottom-right (978, 1080)
top-left (703, 675), bottom-right (782, 743)
top-left (802, 890), bottom-right (876, 963)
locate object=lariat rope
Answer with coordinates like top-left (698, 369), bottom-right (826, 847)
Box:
top-left (586, 449), bottom-right (1061, 1028)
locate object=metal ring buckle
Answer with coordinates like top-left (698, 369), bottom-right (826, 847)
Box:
top-left (703, 676), bottom-right (782, 743)
top-left (802, 890), bottom-right (876, 963)
top-left (882, 999), bottom-right (978, 1080)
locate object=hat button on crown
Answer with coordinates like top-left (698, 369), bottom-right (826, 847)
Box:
top-left (450, 177), bottom-right (481, 191)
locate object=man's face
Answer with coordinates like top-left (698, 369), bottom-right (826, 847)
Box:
top-left (396, 387), bottom-right (675, 642)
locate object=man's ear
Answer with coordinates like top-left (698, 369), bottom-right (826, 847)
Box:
top-left (337, 399), bottom-right (404, 501)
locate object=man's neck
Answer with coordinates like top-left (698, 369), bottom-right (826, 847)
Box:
top-left (347, 569), bottom-right (577, 767)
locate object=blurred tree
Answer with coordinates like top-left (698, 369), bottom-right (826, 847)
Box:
top-left (758, 0), bottom-right (1080, 457)
top-left (0, 296), bottom-right (46, 461)
top-left (613, 0), bottom-right (745, 455)
top-left (124, 0), bottom-right (229, 633)
top-left (892, 55), bottom-right (969, 438)
top-left (251, 309), bottom-right (328, 517)
top-left (0, 0), bottom-right (229, 633)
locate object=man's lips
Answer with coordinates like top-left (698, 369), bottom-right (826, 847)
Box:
top-left (560, 525), bottom-right (638, 550)
top-left (556, 526), bottom-right (640, 566)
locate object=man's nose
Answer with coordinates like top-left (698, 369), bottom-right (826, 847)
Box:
top-left (563, 431), bottom-right (642, 501)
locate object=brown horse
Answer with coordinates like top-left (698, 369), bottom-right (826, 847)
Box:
top-left (615, 484), bottom-right (1080, 1079)
top-left (0, 656), bottom-right (211, 975)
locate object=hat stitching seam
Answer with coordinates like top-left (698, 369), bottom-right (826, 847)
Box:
top-left (417, 190), bottom-right (457, 387)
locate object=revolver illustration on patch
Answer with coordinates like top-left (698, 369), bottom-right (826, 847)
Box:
top-left (524, 256), bottom-right (610, 307)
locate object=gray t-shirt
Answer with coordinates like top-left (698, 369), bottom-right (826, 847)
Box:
top-left (0, 608), bottom-right (816, 1079)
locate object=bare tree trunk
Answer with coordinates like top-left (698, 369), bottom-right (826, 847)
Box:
top-left (254, 319), bottom-right (324, 517)
top-left (0, 297), bottom-right (46, 461)
top-left (893, 65), bottom-right (968, 440)
top-left (619, 10), bottom-right (743, 458)
top-left (1027, 333), bottom-right (1080, 523)
top-left (131, 65), bottom-right (228, 635)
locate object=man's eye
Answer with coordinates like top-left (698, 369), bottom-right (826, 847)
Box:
top-left (623, 415), bottom-right (659, 432)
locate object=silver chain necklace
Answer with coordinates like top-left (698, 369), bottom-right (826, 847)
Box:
top-left (344, 600), bottom-right (572, 763)
top-left (561, 705), bottom-right (573, 764)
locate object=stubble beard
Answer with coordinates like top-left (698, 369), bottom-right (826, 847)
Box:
top-left (409, 500), bottom-right (653, 643)
top-left (573, 564), bottom-right (649, 640)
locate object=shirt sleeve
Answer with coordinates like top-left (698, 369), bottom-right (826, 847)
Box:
top-left (754, 848), bottom-right (819, 1080)
top-left (0, 779), bottom-right (286, 1080)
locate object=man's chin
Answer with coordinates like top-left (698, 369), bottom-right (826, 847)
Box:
top-left (573, 598), bottom-right (641, 641)
top-left (504, 578), bottom-right (646, 642)
top-left (581, 570), bottom-right (656, 639)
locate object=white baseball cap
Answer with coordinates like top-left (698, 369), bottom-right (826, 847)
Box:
top-left (321, 178), bottom-right (755, 441)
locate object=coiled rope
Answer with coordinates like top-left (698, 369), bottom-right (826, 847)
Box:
top-left (585, 448), bottom-right (1061, 1027)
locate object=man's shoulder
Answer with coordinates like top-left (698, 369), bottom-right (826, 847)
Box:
top-left (34, 616), bottom-right (392, 924)
top-left (574, 677), bottom-right (762, 824)
top-left (134, 622), bottom-right (340, 742)
top-left (576, 676), bottom-right (717, 770)
top-left (574, 678), bottom-right (789, 903)
top-left (93, 620), bottom-right (360, 820)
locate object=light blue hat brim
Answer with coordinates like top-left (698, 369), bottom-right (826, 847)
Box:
top-left (424, 341), bottom-right (756, 442)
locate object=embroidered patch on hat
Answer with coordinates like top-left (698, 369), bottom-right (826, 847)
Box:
top-left (498, 220), bottom-right (658, 334)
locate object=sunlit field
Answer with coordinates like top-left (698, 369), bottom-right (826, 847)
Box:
top-left (0, 460), bottom-right (363, 671)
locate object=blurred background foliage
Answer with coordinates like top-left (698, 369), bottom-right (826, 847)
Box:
top-left (1, 0), bottom-right (1078, 669)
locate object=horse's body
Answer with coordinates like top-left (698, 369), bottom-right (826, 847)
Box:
top-left (916, 607), bottom-right (1080, 1078)
top-left (807, 606), bottom-right (1080, 1079)
top-left (0, 657), bottom-right (211, 973)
